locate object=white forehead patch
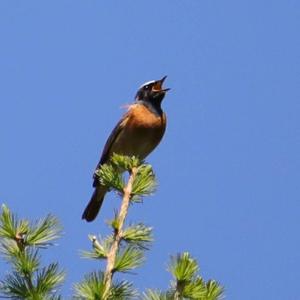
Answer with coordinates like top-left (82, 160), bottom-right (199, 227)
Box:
top-left (139, 80), bottom-right (155, 89)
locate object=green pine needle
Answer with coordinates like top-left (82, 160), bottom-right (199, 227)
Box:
top-left (107, 210), bottom-right (121, 231)
top-left (166, 253), bottom-right (224, 300)
top-left (131, 165), bottom-right (157, 200)
top-left (12, 248), bottom-right (40, 275)
top-left (73, 271), bottom-right (137, 300)
top-left (94, 154), bottom-right (157, 202)
top-left (0, 238), bottom-right (21, 261)
top-left (114, 246), bottom-right (145, 273)
top-left (26, 215), bottom-right (62, 247)
top-left (0, 271), bottom-right (32, 299)
top-left (143, 289), bottom-right (172, 300)
top-left (36, 263), bottom-right (65, 295)
top-left (169, 252), bottom-right (199, 282)
top-left (109, 280), bottom-right (138, 299)
top-left (122, 224), bottom-right (153, 249)
top-left (182, 276), bottom-right (206, 299)
top-left (0, 266), bottom-right (64, 299)
top-left (73, 271), bottom-right (106, 299)
top-left (205, 280), bottom-right (224, 300)
top-left (0, 204), bottom-right (29, 240)
top-left (110, 153), bottom-right (141, 171)
top-left (0, 205), bottom-right (62, 249)
top-left (96, 164), bottom-right (125, 192)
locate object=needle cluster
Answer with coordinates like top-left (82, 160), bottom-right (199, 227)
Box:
top-left (0, 205), bottom-right (65, 299)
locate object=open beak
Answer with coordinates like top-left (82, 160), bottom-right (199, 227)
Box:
top-left (152, 76), bottom-right (170, 92)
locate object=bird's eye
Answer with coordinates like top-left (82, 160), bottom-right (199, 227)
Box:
top-left (144, 85), bottom-right (149, 90)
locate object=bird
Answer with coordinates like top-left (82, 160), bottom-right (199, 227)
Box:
top-left (82, 76), bottom-right (170, 222)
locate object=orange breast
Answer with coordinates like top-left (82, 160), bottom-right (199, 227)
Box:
top-left (109, 104), bottom-right (166, 159)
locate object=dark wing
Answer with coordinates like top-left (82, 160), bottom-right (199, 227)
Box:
top-left (93, 112), bottom-right (130, 187)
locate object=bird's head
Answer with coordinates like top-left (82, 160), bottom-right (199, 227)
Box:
top-left (135, 76), bottom-right (170, 105)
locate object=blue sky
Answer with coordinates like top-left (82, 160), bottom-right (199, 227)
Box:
top-left (1, 1), bottom-right (299, 299)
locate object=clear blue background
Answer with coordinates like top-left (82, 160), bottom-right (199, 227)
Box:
top-left (1, 1), bottom-right (299, 299)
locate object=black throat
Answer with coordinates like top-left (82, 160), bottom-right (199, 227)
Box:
top-left (137, 100), bottom-right (163, 117)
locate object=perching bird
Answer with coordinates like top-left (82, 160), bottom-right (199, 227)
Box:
top-left (82, 76), bottom-right (169, 222)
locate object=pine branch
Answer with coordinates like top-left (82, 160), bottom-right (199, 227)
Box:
top-left (77, 155), bottom-right (224, 299)
top-left (0, 205), bottom-right (65, 299)
top-left (77, 155), bottom-right (156, 299)
top-left (102, 166), bottom-right (138, 299)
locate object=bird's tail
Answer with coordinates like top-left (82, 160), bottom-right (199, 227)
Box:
top-left (82, 186), bottom-right (106, 222)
